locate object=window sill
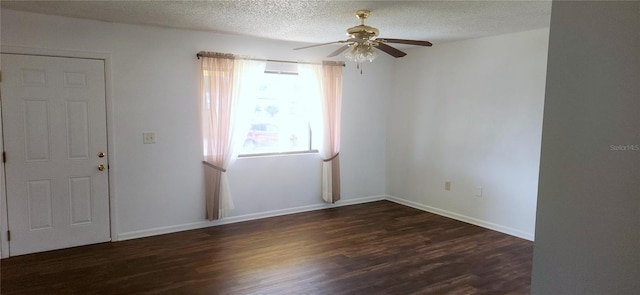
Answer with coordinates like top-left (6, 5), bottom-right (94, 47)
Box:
top-left (237, 150), bottom-right (319, 159)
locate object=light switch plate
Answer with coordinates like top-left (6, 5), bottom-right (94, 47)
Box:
top-left (475, 186), bottom-right (483, 197)
top-left (143, 132), bottom-right (156, 144)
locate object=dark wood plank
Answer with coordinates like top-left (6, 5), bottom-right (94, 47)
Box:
top-left (1, 201), bottom-right (533, 294)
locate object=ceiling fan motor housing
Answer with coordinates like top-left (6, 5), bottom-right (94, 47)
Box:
top-left (347, 10), bottom-right (379, 41)
top-left (346, 25), bottom-right (379, 40)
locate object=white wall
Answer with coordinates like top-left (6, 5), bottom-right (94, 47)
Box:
top-left (386, 29), bottom-right (549, 240)
top-left (1, 8), bottom-right (550, 249)
top-left (531, 1), bottom-right (640, 294)
top-left (0, 10), bottom-right (389, 240)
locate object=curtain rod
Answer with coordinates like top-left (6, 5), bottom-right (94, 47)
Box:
top-left (196, 51), bottom-right (345, 67)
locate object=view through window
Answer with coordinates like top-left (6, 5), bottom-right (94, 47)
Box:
top-left (238, 65), bottom-right (316, 156)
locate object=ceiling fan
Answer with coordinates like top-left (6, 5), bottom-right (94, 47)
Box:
top-left (294, 10), bottom-right (432, 67)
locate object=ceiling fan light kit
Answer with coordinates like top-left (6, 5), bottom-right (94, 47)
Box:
top-left (294, 9), bottom-right (432, 73)
top-left (344, 43), bottom-right (378, 63)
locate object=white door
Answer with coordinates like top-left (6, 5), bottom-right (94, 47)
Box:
top-left (1, 54), bottom-right (110, 256)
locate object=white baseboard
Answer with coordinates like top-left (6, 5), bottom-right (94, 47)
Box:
top-left (117, 194), bottom-right (534, 242)
top-left (386, 195), bottom-right (534, 241)
top-left (117, 195), bottom-right (386, 241)
top-left (117, 220), bottom-right (214, 241)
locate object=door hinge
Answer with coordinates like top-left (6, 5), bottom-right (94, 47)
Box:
top-left (7, 231), bottom-right (10, 242)
top-left (2, 151), bottom-right (5, 163)
top-left (0, 70), bottom-right (3, 82)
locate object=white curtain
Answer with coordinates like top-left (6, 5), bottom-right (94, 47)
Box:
top-left (219, 59), bottom-right (265, 218)
top-left (201, 54), bottom-right (234, 220)
top-left (306, 62), bottom-right (344, 203)
top-left (229, 59), bottom-right (266, 161)
top-left (201, 53), bottom-right (265, 220)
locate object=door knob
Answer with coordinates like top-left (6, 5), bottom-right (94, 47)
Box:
top-left (98, 164), bottom-right (106, 171)
top-left (98, 152), bottom-right (106, 158)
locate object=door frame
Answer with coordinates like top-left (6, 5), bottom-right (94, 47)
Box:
top-left (0, 45), bottom-right (118, 258)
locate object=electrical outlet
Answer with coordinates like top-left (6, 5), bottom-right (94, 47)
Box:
top-left (445, 181), bottom-right (451, 191)
top-left (143, 132), bottom-right (156, 144)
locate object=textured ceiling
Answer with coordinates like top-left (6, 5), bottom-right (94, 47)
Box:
top-left (1, 1), bottom-right (552, 45)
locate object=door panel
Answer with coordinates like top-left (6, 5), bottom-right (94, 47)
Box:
top-left (1, 54), bottom-right (110, 256)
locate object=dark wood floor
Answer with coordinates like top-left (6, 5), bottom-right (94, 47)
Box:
top-left (1, 201), bottom-right (533, 294)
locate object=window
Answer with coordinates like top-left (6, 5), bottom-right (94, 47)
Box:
top-left (199, 53), bottom-right (343, 218)
top-left (237, 62), bottom-right (318, 156)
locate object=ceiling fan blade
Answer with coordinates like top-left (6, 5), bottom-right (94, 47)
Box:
top-left (294, 40), bottom-right (350, 50)
top-left (327, 45), bottom-right (350, 57)
top-left (375, 42), bottom-right (407, 58)
top-left (377, 38), bottom-right (433, 47)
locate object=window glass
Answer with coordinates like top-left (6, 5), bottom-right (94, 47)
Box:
top-left (238, 68), bottom-right (315, 155)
